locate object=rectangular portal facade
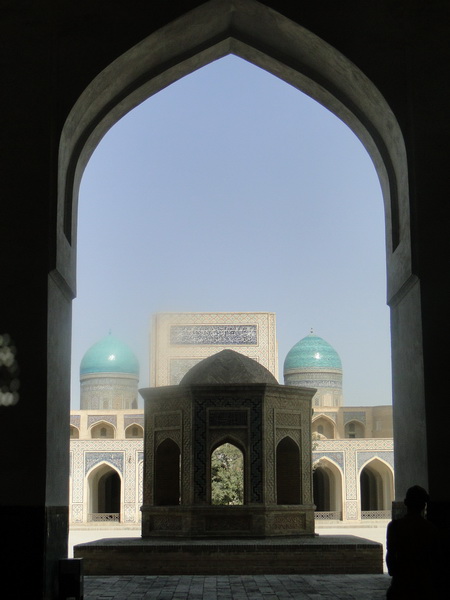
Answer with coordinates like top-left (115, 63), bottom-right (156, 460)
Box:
top-left (150, 312), bottom-right (278, 386)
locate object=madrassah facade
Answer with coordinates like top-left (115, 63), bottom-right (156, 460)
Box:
top-left (69, 312), bottom-right (393, 526)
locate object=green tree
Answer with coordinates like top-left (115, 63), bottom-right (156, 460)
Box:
top-left (211, 443), bottom-right (244, 505)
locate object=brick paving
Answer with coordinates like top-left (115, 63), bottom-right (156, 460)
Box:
top-left (83, 574), bottom-right (391, 599)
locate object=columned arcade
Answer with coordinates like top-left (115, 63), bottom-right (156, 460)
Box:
top-left (1, 1), bottom-right (449, 597)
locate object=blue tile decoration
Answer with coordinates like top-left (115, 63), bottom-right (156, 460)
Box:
top-left (124, 414), bottom-right (144, 427)
top-left (85, 452), bottom-right (124, 475)
top-left (286, 377), bottom-right (341, 388)
top-left (344, 411), bottom-right (366, 425)
top-left (80, 333), bottom-right (139, 375)
top-left (284, 333), bottom-right (342, 371)
top-left (70, 415), bottom-right (81, 427)
top-left (170, 325), bottom-right (257, 345)
top-left (313, 451), bottom-right (344, 470)
top-left (357, 451), bottom-right (394, 470)
top-left (87, 414), bottom-right (117, 427)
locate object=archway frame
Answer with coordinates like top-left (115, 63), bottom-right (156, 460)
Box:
top-left (208, 436), bottom-right (247, 505)
top-left (359, 456), bottom-right (395, 514)
top-left (55, 0), bottom-right (424, 500)
top-left (312, 456), bottom-right (344, 517)
top-left (85, 461), bottom-right (123, 522)
top-left (89, 420), bottom-right (116, 439)
top-left (312, 414), bottom-right (337, 440)
top-left (344, 419), bottom-right (366, 439)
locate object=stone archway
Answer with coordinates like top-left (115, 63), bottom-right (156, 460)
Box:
top-left (87, 463), bottom-right (121, 522)
top-left (313, 459), bottom-right (343, 518)
top-left (56, 0), bottom-right (420, 509)
top-left (360, 458), bottom-right (394, 518)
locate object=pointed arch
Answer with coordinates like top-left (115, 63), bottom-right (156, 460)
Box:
top-left (154, 438), bottom-right (181, 506)
top-left (276, 436), bottom-right (301, 505)
top-left (90, 421), bottom-right (116, 439)
top-left (360, 457), bottom-right (394, 516)
top-left (312, 414), bottom-right (336, 439)
top-left (87, 462), bottom-right (122, 522)
top-left (313, 457), bottom-right (343, 519)
top-left (344, 420), bottom-right (365, 439)
top-left (55, 0), bottom-right (419, 505)
top-left (210, 441), bottom-right (245, 505)
top-left (125, 423), bottom-right (144, 438)
top-left (58, 0), bottom-right (410, 298)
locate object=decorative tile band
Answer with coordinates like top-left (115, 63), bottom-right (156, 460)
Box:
top-left (170, 325), bottom-right (257, 345)
top-left (85, 451), bottom-right (124, 475)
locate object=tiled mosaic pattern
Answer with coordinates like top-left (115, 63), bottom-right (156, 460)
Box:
top-left (70, 439), bottom-right (143, 524)
top-left (313, 438), bottom-right (394, 520)
top-left (151, 312), bottom-right (278, 386)
top-left (170, 324), bottom-right (257, 345)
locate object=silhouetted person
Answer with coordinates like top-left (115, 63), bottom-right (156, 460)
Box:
top-left (386, 486), bottom-right (440, 599)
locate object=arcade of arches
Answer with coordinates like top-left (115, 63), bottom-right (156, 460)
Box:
top-left (2, 1), bottom-right (450, 597)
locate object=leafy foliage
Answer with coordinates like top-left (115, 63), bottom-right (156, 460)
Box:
top-left (211, 443), bottom-right (244, 505)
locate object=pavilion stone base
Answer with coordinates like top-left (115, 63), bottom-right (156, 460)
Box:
top-left (141, 505), bottom-right (315, 538)
top-left (74, 535), bottom-right (383, 575)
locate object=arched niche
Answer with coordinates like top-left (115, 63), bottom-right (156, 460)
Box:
top-left (276, 436), bottom-right (301, 505)
top-left (70, 425), bottom-right (79, 439)
top-left (345, 420), bottom-right (365, 439)
top-left (154, 438), bottom-right (181, 506)
top-left (125, 424), bottom-right (144, 439)
top-left (312, 415), bottom-right (336, 440)
top-left (90, 422), bottom-right (115, 439)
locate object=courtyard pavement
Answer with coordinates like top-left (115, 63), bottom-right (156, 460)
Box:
top-left (70, 524), bottom-right (391, 600)
top-left (83, 573), bottom-right (391, 599)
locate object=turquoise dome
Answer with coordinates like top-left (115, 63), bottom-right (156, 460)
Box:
top-left (284, 333), bottom-right (342, 372)
top-left (80, 334), bottom-right (139, 376)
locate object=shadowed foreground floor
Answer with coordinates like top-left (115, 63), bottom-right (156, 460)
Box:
top-left (84, 574), bottom-right (391, 599)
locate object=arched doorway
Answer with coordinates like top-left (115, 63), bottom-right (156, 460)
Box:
top-left (360, 458), bottom-right (394, 518)
top-left (154, 438), bottom-right (181, 506)
top-left (313, 459), bottom-right (343, 519)
top-left (210, 442), bottom-right (244, 505)
top-left (87, 463), bottom-right (121, 522)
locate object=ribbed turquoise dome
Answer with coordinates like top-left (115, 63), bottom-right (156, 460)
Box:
top-left (80, 334), bottom-right (139, 376)
top-left (284, 333), bottom-right (342, 371)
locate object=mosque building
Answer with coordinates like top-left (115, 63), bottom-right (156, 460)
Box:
top-left (69, 314), bottom-right (393, 526)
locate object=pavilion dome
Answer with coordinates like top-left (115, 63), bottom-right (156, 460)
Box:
top-left (80, 333), bottom-right (139, 376)
top-left (180, 349), bottom-right (278, 385)
top-left (284, 332), bottom-right (342, 372)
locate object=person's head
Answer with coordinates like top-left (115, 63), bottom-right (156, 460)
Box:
top-left (404, 485), bottom-right (429, 512)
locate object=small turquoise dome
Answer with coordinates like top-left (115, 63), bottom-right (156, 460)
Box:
top-left (80, 334), bottom-right (139, 376)
top-left (284, 333), bottom-right (342, 372)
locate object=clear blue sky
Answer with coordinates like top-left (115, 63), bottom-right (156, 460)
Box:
top-left (71, 55), bottom-right (391, 408)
